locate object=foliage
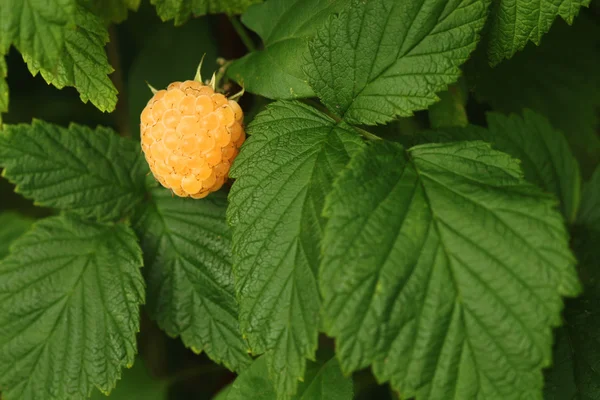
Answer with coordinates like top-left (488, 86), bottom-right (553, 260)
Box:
top-left (133, 188), bottom-right (251, 372)
top-left (224, 355), bottom-right (353, 400)
top-left (0, 1), bottom-right (117, 112)
top-left (151, 0), bottom-right (262, 25)
top-left (0, 215), bottom-right (144, 400)
top-left (227, 0), bottom-right (349, 99)
top-left (485, 0), bottom-right (591, 65)
top-left (0, 0), bottom-right (598, 399)
top-left (465, 14), bottom-right (600, 176)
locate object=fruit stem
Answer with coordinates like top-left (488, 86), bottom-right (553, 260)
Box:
top-left (213, 59), bottom-right (233, 91)
top-left (228, 15), bottom-right (257, 52)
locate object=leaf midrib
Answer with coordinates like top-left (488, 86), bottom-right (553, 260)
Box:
top-left (143, 195), bottom-right (247, 370)
top-left (340, 0), bottom-right (483, 119)
top-left (408, 153), bottom-right (554, 396)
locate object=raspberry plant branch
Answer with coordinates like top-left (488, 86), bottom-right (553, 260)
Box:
top-left (107, 25), bottom-right (130, 137)
top-left (428, 80), bottom-right (469, 129)
top-left (214, 58), bottom-right (234, 93)
top-left (227, 15), bottom-right (257, 53)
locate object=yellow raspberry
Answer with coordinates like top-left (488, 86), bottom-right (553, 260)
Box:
top-left (140, 80), bottom-right (245, 199)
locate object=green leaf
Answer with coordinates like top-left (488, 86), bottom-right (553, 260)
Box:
top-left (133, 188), bottom-right (251, 373)
top-left (0, 215), bottom-right (144, 400)
top-left (89, 358), bottom-right (167, 400)
top-left (0, 211), bottom-right (33, 259)
top-left (486, 111), bottom-right (581, 223)
top-left (213, 385), bottom-right (233, 400)
top-left (305, 0), bottom-right (489, 125)
top-left (225, 355), bottom-right (353, 400)
top-left (320, 141), bottom-right (580, 399)
top-left (465, 16), bottom-right (600, 177)
top-left (227, 101), bottom-right (363, 397)
top-left (151, 0), bottom-right (262, 25)
top-left (406, 111), bottom-right (581, 223)
top-left (227, 0), bottom-right (349, 99)
top-left (0, 0), bottom-right (76, 69)
top-left (0, 56), bottom-right (8, 125)
top-left (88, 0), bottom-right (141, 24)
top-left (294, 357), bottom-right (353, 400)
top-left (225, 357), bottom-right (276, 400)
top-left (577, 165), bottom-right (600, 231)
top-left (428, 80), bottom-right (469, 128)
top-left (0, 1), bottom-right (117, 112)
top-left (486, 0), bottom-right (591, 65)
top-left (0, 120), bottom-right (148, 222)
top-left (23, 4), bottom-right (118, 112)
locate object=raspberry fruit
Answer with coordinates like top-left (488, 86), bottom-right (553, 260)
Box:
top-left (140, 80), bottom-right (245, 198)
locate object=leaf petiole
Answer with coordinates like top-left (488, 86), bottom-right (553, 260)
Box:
top-left (353, 126), bottom-right (382, 141)
top-left (228, 15), bottom-right (257, 53)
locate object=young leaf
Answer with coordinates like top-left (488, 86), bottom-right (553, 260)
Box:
top-left (225, 357), bottom-right (277, 400)
top-left (0, 120), bottom-right (148, 222)
top-left (214, 386), bottom-right (232, 400)
top-left (23, 3), bottom-right (118, 112)
top-left (295, 357), bottom-right (353, 400)
top-left (89, 358), bottom-right (167, 400)
top-left (227, 0), bottom-right (349, 99)
top-left (0, 215), bottom-right (144, 400)
top-left (0, 0), bottom-right (76, 71)
top-left (466, 16), bottom-right (600, 177)
top-left (486, 111), bottom-right (581, 223)
top-left (225, 355), bottom-right (353, 400)
top-left (227, 101), bottom-right (363, 397)
top-left (428, 80), bottom-right (469, 128)
top-left (133, 188), bottom-right (251, 373)
top-left (486, 0), bottom-right (591, 65)
top-left (0, 56), bottom-right (7, 125)
top-left (150, 0), bottom-right (261, 25)
top-left (305, 0), bottom-right (489, 125)
top-left (88, 0), bottom-right (141, 24)
top-left (577, 165), bottom-right (600, 230)
top-left (320, 141), bottom-right (580, 399)
top-left (0, 211), bottom-right (33, 259)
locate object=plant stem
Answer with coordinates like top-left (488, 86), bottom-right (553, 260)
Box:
top-left (428, 79), bottom-right (468, 129)
top-left (228, 15), bottom-right (257, 52)
top-left (214, 59), bottom-right (233, 89)
top-left (107, 25), bottom-right (130, 137)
